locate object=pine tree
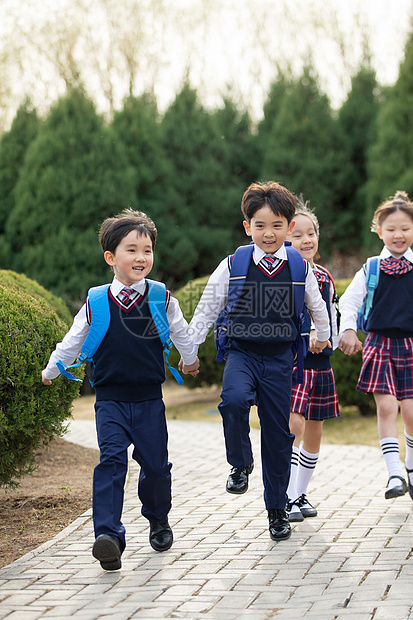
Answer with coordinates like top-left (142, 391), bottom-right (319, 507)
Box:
top-left (0, 100), bottom-right (39, 238)
top-left (5, 88), bottom-right (137, 305)
top-left (160, 84), bottom-right (241, 285)
top-left (365, 31), bottom-right (413, 248)
top-left (258, 68), bottom-right (348, 251)
top-left (337, 65), bottom-right (380, 252)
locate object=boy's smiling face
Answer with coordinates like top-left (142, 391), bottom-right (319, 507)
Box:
top-left (243, 204), bottom-right (294, 254)
top-left (104, 229), bottom-right (154, 286)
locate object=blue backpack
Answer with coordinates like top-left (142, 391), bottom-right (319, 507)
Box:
top-left (214, 242), bottom-right (311, 383)
top-left (56, 279), bottom-right (184, 386)
top-left (357, 257), bottom-right (380, 334)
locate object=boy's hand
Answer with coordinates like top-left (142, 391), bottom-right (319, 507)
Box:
top-left (41, 371), bottom-right (52, 386)
top-left (179, 357), bottom-right (200, 376)
top-left (309, 329), bottom-right (317, 350)
top-left (338, 329), bottom-right (363, 356)
top-left (310, 339), bottom-right (331, 354)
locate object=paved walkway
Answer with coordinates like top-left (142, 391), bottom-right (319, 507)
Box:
top-left (0, 420), bottom-right (412, 619)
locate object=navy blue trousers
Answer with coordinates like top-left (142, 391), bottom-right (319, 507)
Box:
top-left (93, 399), bottom-right (171, 551)
top-left (218, 341), bottom-right (294, 510)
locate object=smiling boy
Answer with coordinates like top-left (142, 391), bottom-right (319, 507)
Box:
top-left (42, 209), bottom-right (199, 569)
top-left (187, 182), bottom-right (330, 541)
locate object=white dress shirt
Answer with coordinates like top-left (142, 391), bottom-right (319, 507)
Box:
top-left (188, 243), bottom-right (330, 351)
top-left (339, 246), bottom-right (413, 334)
top-left (43, 277), bottom-right (197, 380)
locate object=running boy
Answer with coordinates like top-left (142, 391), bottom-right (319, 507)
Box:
top-left (186, 181), bottom-right (330, 541)
top-left (339, 190), bottom-right (413, 502)
top-left (286, 199), bottom-right (340, 522)
top-left (42, 209), bottom-right (199, 570)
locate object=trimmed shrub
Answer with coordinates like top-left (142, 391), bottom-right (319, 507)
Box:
top-left (0, 270), bottom-right (72, 326)
top-left (170, 275), bottom-right (375, 415)
top-left (0, 284), bottom-right (81, 488)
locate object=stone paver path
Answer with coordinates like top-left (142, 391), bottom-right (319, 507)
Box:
top-left (0, 420), bottom-right (412, 619)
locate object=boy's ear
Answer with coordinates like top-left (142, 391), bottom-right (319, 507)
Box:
top-left (377, 228), bottom-right (383, 240)
top-left (243, 220), bottom-right (252, 237)
top-left (288, 220), bottom-right (295, 234)
top-left (104, 250), bottom-right (115, 266)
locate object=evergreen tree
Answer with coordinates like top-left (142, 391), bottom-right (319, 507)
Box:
top-left (365, 31), bottom-right (413, 248)
top-left (160, 84), bottom-right (241, 285)
top-left (5, 88), bottom-right (137, 306)
top-left (337, 65), bottom-right (380, 252)
top-left (0, 100), bottom-right (39, 239)
top-left (110, 93), bottom-right (177, 285)
top-left (258, 68), bottom-right (348, 251)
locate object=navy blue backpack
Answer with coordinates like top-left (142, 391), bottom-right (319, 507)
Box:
top-left (214, 242), bottom-right (311, 383)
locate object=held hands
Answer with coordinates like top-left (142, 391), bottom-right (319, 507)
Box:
top-left (338, 329), bottom-right (363, 356)
top-left (309, 338), bottom-right (331, 354)
top-left (178, 356), bottom-right (200, 377)
top-left (41, 371), bottom-right (52, 386)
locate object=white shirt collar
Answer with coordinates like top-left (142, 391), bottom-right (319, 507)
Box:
top-left (380, 246), bottom-right (413, 264)
top-left (253, 243), bottom-right (287, 265)
top-left (110, 276), bottom-right (147, 296)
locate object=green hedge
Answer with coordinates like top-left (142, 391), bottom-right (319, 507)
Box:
top-left (170, 275), bottom-right (375, 415)
top-left (0, 277), bottom-right (81, 488)
top-left (0, 270), bottom-right (72, 326)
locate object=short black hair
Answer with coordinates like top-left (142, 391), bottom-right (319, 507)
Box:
top-left (241, 181), bottom-right (296, 224)
top-left (99, 208), bottom-right (157, 254)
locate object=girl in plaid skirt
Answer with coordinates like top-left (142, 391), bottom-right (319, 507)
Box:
top-left (339, 191), bottom-right (413, 502)
top-left (285, 199), bottom-right (340, 522)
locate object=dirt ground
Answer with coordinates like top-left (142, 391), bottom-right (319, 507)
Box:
top-left (0, 384), bottom-right (221, 570)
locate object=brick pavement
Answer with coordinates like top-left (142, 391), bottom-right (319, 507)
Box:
top-left (0, 419), bottom-right (412, 619)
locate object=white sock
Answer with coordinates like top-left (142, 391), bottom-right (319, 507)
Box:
top-left (404, 431), bottom-right (413, 485)
top-left (380, 437), bottom-right (403, 488)
top-left (287, 446), bottom-right (300, 501)
top-left (296, 448), bottom-right (319, 497)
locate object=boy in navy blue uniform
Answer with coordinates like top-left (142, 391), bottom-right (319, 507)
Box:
top-left (187, 182), bottom-right (330, 541)
top-left (42, 209), bottom-right (199, 570)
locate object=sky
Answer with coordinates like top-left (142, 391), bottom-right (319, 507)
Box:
top-left (1, 0), bottom-right (413, 129)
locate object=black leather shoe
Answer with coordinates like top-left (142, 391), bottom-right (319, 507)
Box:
top-left (226, 460), bottom-right (254, 494)
top-left (149, 519), bottom-right (173, 552)
top-left (405, 466), bottom-right (413, 500)
top-left (92, 534), bottom-right (122, 570)
top-left (384, 475), bottom-right (407, 499)
top-left (296, 493), bottom-right (317, 518)
top-left (268, 509), bottom-right (291, 541)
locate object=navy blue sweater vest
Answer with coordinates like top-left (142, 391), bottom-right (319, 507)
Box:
top-left (305, 272), bottom-right (333, 370)
top-left (92, 289), bottom-right (165, 402)
top-left (367, 269), bottom-right (413, 338)
top-left (227, 259), bottom-right (296, 355)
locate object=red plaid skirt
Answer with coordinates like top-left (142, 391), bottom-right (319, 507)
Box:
top-left (357, 333), bottom-right (413, 400)
top-left (291, 368), bottom-right (340, 421)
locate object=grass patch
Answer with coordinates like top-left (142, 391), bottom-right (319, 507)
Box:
top-left (166, 400), bottom-right (406, 460)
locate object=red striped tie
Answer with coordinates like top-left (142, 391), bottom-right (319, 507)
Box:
top-left (119, 287), bottom-right (135, 306)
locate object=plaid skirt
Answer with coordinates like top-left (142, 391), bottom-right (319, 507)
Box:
top-left (357, 333), bottom-right (413, 400)
top-left (291, 368), bottom-right (340, 421)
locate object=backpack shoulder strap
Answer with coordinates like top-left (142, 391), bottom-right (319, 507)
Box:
top-left (363, 256), bottom-right (380, 320)
top-left (146, 279), bottom-right (184, 385)
top-left (56, 283), bottom-right (111, 382)
top-left (80, 284), bottom-right (111, 361)
top-left (285, 244), bottom-right (306, 312)
top-left (227, 244), bottom-right (254, 307)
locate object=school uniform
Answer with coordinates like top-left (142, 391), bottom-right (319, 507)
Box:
top-left (189, 243), bottom-right (330, 510)
top-left (339, 247), bottom-right (413, 401)
top-left (291, 265), bottom-right (340, 421)
top-left (43, 276), bottom-right (197, 552)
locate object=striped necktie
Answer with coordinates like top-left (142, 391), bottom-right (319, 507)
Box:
top-left (118, 287), bottom-right (135, 306)
top-left (262, 254), bottom-right (276, 272)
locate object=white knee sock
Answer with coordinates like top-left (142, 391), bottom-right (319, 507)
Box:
top-left (404, 431), bottom-right (413, 484)
top-left (287, 446), bottom-right (300, 501)
top-left (296, 448), bottom-right (319, 497)
top-left (380, 437), bottom-right (403, 488)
